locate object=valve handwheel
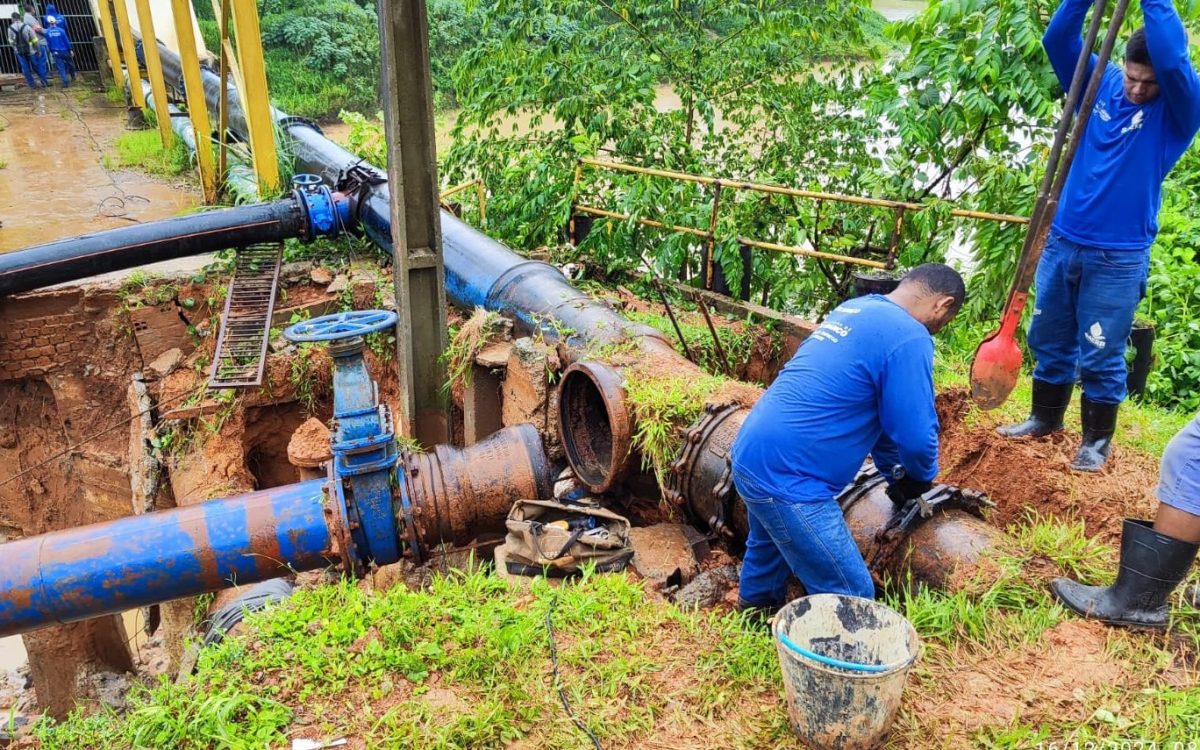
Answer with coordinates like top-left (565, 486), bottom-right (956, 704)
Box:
top-left (291, 173), bottom-right (323, 191)
top-left (283, 310), bottom-right (398, 343)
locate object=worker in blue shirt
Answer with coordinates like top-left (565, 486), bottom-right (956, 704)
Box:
top-left (43, 16), bottom-right (73, 86)
top-left (999, 0), bottom-right (1200, 472)
top-left (730, 264), bottom-right (965, 615)
top-left (42, 3), bottom-right (65, 27)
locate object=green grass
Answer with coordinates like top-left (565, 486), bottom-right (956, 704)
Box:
top-left (33, 552), bottom-right (1198, 749)
top-left (103, 129), bottom-right (190, 178)
top-left (33, 569), bottom-right (786, 749)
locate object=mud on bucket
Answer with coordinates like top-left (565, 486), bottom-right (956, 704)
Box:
top-left (772, 594), bottom-right (920, 750)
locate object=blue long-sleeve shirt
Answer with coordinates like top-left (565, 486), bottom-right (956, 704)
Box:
top-left (1043, 0), bottom-right (1200, 250)
top-left (44, 25), bottom-right (70, 55)
top-left (730, 295), bottom-right (940, 501)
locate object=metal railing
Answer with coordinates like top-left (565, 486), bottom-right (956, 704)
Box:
top-left (440, 179), bottom-right (487, 225)
top-left (572, 157), bottom-right (1028, 290)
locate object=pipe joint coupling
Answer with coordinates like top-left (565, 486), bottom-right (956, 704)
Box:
top-left (293, 174), bottom-right (346, 241)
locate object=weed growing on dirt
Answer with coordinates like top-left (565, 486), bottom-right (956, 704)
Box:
top-left (442, 307), bottom-right (506, 391)
top-left (623, 366), bottom-right (727, 485)
top-left (395, 435), bottom-right (423, 454)
top-left (0, 158), bottom-right (7, 170)
top-left (289, 343), bottom-right (319, 414)
top-left (103, 129), bottom-right (190, 178)
top-left (117, 271), bottom-right (179, 310)
top-left (1005, 512), bottom-right (1115, 583)
top-left (105, 86), bottom-right (125, 105)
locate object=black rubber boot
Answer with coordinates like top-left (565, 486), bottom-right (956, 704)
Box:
top-left (1071, 397), bottom-right (1119, 472)
top-left (996, 379), bottom-right (1073, 438)
top-left (736, 598), bottom-right (783, 630)
top-left (1050, 519), bottom-right (1199, 629)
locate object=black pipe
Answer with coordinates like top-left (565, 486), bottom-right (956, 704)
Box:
top-left (0, 200), bottom-right (307, 296)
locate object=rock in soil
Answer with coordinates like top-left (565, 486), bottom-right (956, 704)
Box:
top-left (673, 564), bottom-right (740, 610)
top-left (629, 524), bottom-right (701, 587)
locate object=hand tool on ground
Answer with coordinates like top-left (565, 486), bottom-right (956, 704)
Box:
top-left (970, 0), bottom-right (1132, 408)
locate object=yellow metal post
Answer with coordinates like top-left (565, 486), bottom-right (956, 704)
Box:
top-left (215, 0), bottom-right (229, 184)
top-left (133, 0), bottom-right (173, 147)
top-left (228, 0), bottom-right (279, 196)
top-left (109, 0), bottom-right (144, 108)
top-left (94, 0), bottom-right (123, 88)
top-left (171, 0), bottom-right (218, 203)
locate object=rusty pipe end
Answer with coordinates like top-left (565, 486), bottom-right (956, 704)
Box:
top-left (557, 360), bottom-right (635, 494)
top-left (404, 423), bottom-right (555, 549)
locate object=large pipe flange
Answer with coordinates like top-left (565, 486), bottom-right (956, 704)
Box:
top-left (557, 360), bottom-right (635, 495)
top-left (667, 402), bottom-right (748, 538)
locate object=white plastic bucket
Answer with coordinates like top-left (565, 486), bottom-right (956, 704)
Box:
top-left (772, 594), bottom-right (920, 750)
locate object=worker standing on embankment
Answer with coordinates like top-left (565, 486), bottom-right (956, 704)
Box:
top-left (997, 0), bottom-right (1200, 472)
top-left (728, 264), bottom-right (965, 619)
top-left (1052, 415), bottom-right (1200, 629)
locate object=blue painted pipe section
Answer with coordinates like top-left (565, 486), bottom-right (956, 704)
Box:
top-left (0, 481), bottom-right (334, 637)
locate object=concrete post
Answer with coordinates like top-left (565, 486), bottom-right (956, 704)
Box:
top-left (377, 0), bottom-right (449, 446)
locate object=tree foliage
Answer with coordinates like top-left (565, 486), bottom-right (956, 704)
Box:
top-left (440, 0), bottom-right (1200, 409)
top-left (442, 0), bottom-right (887, 311)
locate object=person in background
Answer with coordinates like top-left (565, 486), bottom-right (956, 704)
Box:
top-left (43, 15), bottom-right (74, 86)
top-left (1051, 414), bottom-right (1200, 629)
top-left (7, 11), bottom-right (49, 89)
top-left (729, 264), bottom-right (965, 618)
top-left (997, 0), bottom-right (1200, 472)
top-left (42, 3), bottom-right (65, 27)
top-left (21, 3), bottom-right (50, 76)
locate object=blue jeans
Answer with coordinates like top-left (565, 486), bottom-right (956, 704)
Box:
top-left (16, 53), bottom-right (49, 88)
top-left (51, 52), bottom-right (72, 85)
top-left (734, 470), bottom-right (874, 607)
top-left (1028, 231), bottom-right (1149, 404)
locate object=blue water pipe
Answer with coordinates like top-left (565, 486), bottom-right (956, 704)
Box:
top-left (0, 311), bottom-right (404, 636)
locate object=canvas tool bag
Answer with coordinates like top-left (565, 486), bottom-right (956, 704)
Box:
top-left (501, 498), bottom-right (633, 578)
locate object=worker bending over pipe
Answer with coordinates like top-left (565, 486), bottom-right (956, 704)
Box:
top-left (728, 264), bottom-right (966, 619)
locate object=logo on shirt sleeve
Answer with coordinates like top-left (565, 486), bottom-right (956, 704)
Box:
top-left (811, 320), bottom-right (853, 344)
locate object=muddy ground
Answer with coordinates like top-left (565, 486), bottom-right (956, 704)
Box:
top-left (0, 86), bottom-right (198, 254)
top-left (0, 81), bottom-right (200, 732)
top-left (936, 388), bottom-right (1160, 545)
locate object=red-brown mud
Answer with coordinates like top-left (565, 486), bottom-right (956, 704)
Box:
top-left (936, 389), bottom-right (1160, 544)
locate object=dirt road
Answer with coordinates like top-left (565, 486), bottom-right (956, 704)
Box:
top-left (0, 86), bottom-right (198, 253)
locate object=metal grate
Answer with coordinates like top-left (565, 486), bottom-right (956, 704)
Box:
top-left (207, 243), bottom-right (283, 388)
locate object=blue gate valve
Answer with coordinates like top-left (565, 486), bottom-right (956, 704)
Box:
top-left (292, 173), bottom-right (349, 241)
top-left (285, 310), bottom-right (403, 570)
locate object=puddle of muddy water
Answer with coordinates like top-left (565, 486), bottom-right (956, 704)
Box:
top-left (0, 89), bottom-right (199, 254)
